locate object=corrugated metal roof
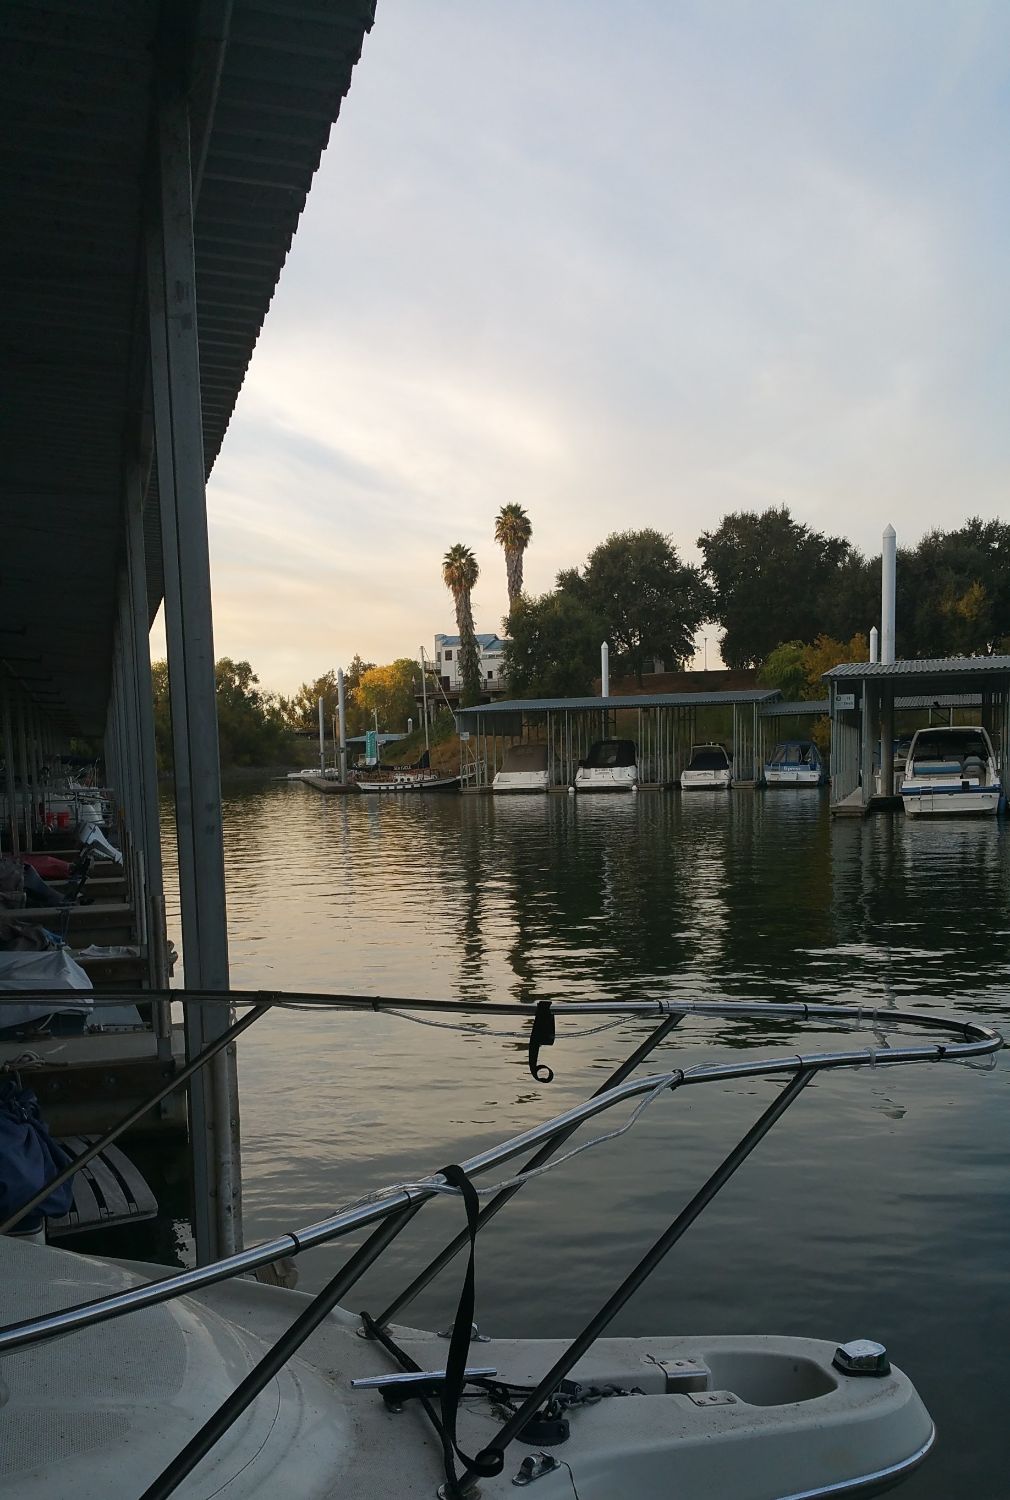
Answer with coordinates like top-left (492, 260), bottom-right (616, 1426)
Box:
top-left (824, 657), bottom-right (1010, 679)
top-left (759, 699), bottom-right (830, 717)
top-left (457, 690), bottom-right (780, 719)
top-left (1, 0), bottom-right (375, 735)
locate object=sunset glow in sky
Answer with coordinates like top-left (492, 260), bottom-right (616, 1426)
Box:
top-left (165, 0), bottom-right (1010, 693)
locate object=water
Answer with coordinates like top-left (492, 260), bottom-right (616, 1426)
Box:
top-left (162, 782), bottom-right (1009, 1497)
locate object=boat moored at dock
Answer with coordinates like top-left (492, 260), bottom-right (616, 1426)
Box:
top-left (573, 739), bottom-right (638, 793)
top-left (764, 739), bottom-right (825, 786)
top-left (492, 742), bottom-right (549, 794)
top-left (681, 744), bottom-right (732, 790)
top-left (900, 725), bottom-right (1001, 816)
top-left (355, 768), bottom-right (461, 793)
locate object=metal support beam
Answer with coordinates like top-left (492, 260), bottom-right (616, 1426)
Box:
top-left (2, 684), bottom-right (20, 856)
top-left (880, 689), bottom-right (895, 800)
top-left (15, 694), bottom-right (32, 851)
top-left (149, 79), bottom-right (238, 1262)
top-left (124, 465), bottom-right (171, 1003)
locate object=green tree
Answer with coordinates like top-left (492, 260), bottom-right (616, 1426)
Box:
top-left (214, 658), bottom-right (290, 766)
top-left (281, 670), bottom-right (340, 732)
top-left (757, 641), bottom-right (809, 701)
top-left (152, 658), bottom-right (291, 768)
top-left (494, 503), bottom-right (533, 620)
top-left (442, 544), bottom-right (482, 704)
top-left (503, 590), bottom-right (607, 697)
top-left (353, 659), bottom-right (419, 730)
top-left (760, 633), bottom-right (870, 701)
top-left (899, 519), bottom-right (1010, 657)
top-left (151, 659), bottom-right (172, 771)
top-left (563, 529), bottom-right (711, 683)
top-left (698, 507), bottom-right (850, 668)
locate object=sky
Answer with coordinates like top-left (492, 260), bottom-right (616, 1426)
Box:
top-left (162, 0), bottom-right (1010, 694)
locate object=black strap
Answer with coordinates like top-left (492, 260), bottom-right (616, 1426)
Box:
top-left (528, 1001), bottom-right (556, 1082)
top-left (438, 1164), bottom-right (503, 1495)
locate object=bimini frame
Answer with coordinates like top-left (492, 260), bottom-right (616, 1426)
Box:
top-left (0, 992), bottom-right (1000, 1500)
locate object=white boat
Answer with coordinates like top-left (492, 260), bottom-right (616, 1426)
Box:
top-left (900, 725), bottom-right (1002, 817)
top-left (0, 1238), bottom-right (935, 1500)
top-left (764, 740), bottom-right (825, 786)
top-left (573, 739), bottom-right (638, 792)
top-left (493, 742), bottom-right (549, 794)
top-left (355, 768), bottom-right (460, 793)
top-left (0, 995), bottom-right (998, 1499)
top-left (681, 743), bottom-right (732, 790)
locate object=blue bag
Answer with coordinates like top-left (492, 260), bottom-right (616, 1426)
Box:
top-left (0, 1079), bottom-right (75, 1228)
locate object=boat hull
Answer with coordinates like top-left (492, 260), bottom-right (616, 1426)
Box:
top-left (492, 773), bottom-right (550, 794)
top-left (902, 786), bottom-right (1001, 816)
top-left (681, 771), bottom-right (732, 789)
top-left (1, 1238), bottom-right (937, 1500)
top-left (764, 767), bottom-right (823, 786)
top-left (573, 767), bottom-right (638, 792)
top-left (356, 774), bottom-right (460, 793)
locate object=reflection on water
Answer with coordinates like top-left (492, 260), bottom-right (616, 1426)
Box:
top-left (158, 782), bottom-right (1010, 1499)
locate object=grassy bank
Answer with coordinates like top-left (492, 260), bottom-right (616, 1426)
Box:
top-left (381, 712), bottom-right (460, 775)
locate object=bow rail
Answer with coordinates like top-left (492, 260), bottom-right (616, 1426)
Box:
top-left (0, 998), bottom-right (999, 1356)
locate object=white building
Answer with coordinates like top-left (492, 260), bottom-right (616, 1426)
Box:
top-left (434, 632), bottom-right (509, 695)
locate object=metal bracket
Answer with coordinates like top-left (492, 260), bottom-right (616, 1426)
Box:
top-left (351, 1365), bottom-right (497, 1411)
top-left (652, 1356), bottom-right (710, 1393)
top-left (512, 1453), bottom-right (560, 1486)
top-left (688, 1390), bottom-right (737, 1407)
top-left (438, 1320), bottom-right (492, 1344)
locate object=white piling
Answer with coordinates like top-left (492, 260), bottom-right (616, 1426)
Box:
top-left (869, 626), bottom-right (879, 664)
top-left (337, 668), bottom-right (348, 783)
top-left (318, 695), bottom-right (325, 772)
top-left (881, 525), bottom-right (896, 666)
top-left (601, 642), bottom-right (610, 698)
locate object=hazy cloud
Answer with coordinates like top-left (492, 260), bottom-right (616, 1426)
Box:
top-left (186, 0), bottom-right (1010, 691)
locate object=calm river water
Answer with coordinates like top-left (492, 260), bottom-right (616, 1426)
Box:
top-left (160, 781), bottom-right (1009, 1498)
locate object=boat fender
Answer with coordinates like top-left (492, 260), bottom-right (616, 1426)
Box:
top-left (528, 1001), bottom-right (555, 1082)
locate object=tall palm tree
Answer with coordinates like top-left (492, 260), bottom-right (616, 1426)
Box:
top-left (442, 544), bottom-right (481, 705)
top-left (494, 503), bottom-right (533, 619)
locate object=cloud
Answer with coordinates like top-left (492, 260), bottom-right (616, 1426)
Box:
top-left (192, 0), bottom-right (1010, 692)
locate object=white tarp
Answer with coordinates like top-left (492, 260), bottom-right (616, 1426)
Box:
top-left (0, 949), bottom-right (93, 1030)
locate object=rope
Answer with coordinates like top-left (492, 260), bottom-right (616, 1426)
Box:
top-left (381, 1006), bottom-right (629, 1044)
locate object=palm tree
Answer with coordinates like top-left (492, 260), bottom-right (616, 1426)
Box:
top-left (442, 544), bottom-right (481, 705)
top-left (494, 503), bottom-right (533, 619)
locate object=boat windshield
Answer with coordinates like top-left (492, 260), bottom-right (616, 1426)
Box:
top-left (585, 739), bottom-right (637, 768)
top-left (500, 743), bottom-right (548, 773)
top-left (688, 747), bottom-right (729, 771)
top-left (769, 741), bottom-right (817, 766)
top-left (911, 730), bottom-right (990, 765)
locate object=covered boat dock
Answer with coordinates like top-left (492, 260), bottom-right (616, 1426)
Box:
top-left (1, 0), bottom-right (375, 1258)
top-left (456, 690), bottom-right (784, 789)
top-left (824, 657), bottom-right (1010, 815)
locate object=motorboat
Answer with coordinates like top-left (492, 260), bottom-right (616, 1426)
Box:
top-left (764, 740), bottom-right (824, 786)
top-left (0, 1238), bottom-right (936, 1500)
top-left (0, 994), bottom-right (997, 1500)
top-left (573, 739), bottom-right (638, 793)
top-left (681, 744), bottom-right (732, 790)
top-left (493, 742), bottom-right (549, 794)
top-left (900, 724), bottom-right (1002, 817)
